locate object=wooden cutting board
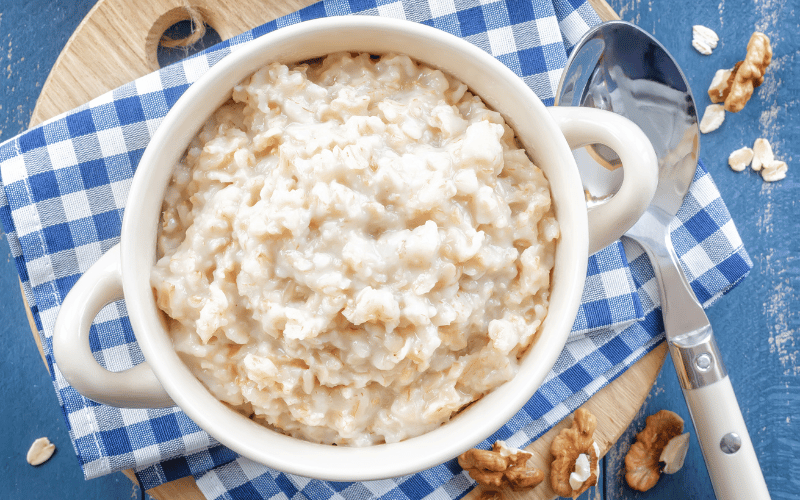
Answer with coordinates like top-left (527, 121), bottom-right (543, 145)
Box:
top-left (27, 0), bottom-right (666, 498)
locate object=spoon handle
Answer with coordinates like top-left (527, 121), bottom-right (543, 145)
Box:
top-left (648, 228), bottom-right (770, 499)
top-left (674, 345), bottom-right (771, 499)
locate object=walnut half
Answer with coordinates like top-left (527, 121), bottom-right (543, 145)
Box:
top-left (725, 32), bottom-right (773, 112)
top-left (549, 408), bottom-right (600, 498)
top-left (624, 410), bottom-right (685, 492)
top-left (458, 441), bottom-right (544, 492)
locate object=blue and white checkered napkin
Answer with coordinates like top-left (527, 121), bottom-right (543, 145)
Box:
top-left (0, 0), bottom-right (751, 499)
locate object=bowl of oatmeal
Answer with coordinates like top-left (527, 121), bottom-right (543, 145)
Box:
top-left (54, 16), bottom-right (657, 480)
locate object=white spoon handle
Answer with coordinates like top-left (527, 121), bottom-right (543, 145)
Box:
top-left (681, 366), bottom-right (771, 499)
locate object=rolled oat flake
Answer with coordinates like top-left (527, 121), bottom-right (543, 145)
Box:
top-left (26, 437), bottom-right (56, 466)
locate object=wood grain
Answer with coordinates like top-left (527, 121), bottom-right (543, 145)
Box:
top-left (31, 0), bottom-right (317, 123)
top-left (588, 0), bottom-right (620, 21)
top-left (29, 1), bottom-right (665, 499)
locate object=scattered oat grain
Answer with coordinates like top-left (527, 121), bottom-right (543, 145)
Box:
top-left (752, 138), bottom-right (774, 171)
top-left (761, 160), bottom-right (787, 182)
top-left (692, 25), bottom-right (719, 55)
top-left (699, 104), bottom-right (725, 133)
top-left (26, 437), bottom-right (56, 466)
top-left (728, 146), bottom-right (754, 172)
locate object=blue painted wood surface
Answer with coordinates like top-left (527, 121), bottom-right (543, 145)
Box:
top-left (0, 0), bottom-right (797, 499)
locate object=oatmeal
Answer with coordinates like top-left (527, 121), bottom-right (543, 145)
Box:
top-left (151, 52), bottom-right (559, 446)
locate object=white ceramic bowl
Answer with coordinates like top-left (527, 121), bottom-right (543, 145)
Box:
top-left (54, 16), bottom-right (657, 481)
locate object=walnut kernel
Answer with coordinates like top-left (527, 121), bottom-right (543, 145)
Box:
top-left (477, 491), bottom-right (503, 500)
top-left (724, 32), bottom-right (772, 112)
top-left (458, 441), bottom-right (544, 492)
top-left (624, 410), bottom-right (684, 492)
top-left (550, 408), bottom-right (600, 498)
top-left (708, 68), bottom-right (733, 103)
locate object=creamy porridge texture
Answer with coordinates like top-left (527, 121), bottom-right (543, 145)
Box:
top-left (151, 52), bottom-right (559, 446)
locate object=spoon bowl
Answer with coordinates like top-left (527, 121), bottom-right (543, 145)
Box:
top-left (557, 21), bottom-right (699, 208)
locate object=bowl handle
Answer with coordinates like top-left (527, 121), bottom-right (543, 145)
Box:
top-left (53, 243), bottom-right (174, 408)
top-left (547, 107), bottom-right (658, 255)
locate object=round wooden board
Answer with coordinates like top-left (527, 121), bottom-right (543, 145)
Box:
top-left (27, 0), bottom-right (665, 498)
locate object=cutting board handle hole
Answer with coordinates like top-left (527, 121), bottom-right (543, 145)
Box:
top-left (147, 6), bottom-right (223, 70)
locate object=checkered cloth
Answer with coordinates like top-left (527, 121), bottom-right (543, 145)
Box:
top-left (0, 0), bottom-right (751, 499)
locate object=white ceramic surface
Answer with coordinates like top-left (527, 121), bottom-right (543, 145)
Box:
top-left (53, 16), bottom-right (657, 481)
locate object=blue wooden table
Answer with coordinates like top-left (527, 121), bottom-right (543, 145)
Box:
top-left (0, 1), bottom-right (797, 499)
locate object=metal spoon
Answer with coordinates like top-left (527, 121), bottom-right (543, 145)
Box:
top-left (556, 21), bottom-right (771, 499)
